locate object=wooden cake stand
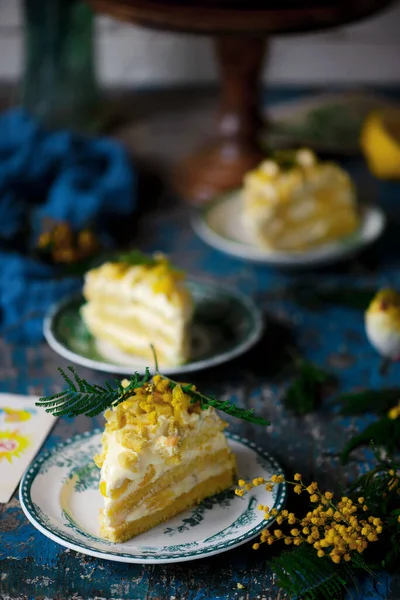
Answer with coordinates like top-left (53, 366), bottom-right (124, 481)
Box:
top-left (88, 0), bottom-right (393, 204)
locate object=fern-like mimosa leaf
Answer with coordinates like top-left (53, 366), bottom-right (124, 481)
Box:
top-left (37, 367), bottom-right (268, 425)
top-left (340, 418), bottom-right (400, 464)
top-left (271, 545), bottom-right (351, 600)
top-left (59, 366), bottom-right (77, 392)
top-left (36, 368), bottom-right (150, 418)
top-left (167, 381), bottom-right (269, 425)
top-left (332, 389), bottom-right (400, 416)
top-left (116, 249), bottom-right (158, 267)
top-left (285, 360), bottom-right (333, 415)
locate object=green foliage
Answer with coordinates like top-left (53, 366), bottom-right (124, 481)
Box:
top-left (347, 455), bottom-right (400, 572)
top-left (115, 250), bottom-right (184, 277)
top-left (340, 418), bottom-right (400, 464)
top-left (270, 149), bottom-right (300, 170)
top-left (284, 360), bottom-right (332, 415)
top-left (36, 366), bottom-right (152, 417)
top-left (270, 456), bottom-right (400, 597)
top-left (332, 388), bottom-right (400, 416)
top-left (268, 419), bottom-right (400, 598)
top-left (270, 545), bottom-right (354, 600)
top-left (348, 455), bottom-right (400, 516)
top-left (271, 102), bottom-right (365, 147)
top-left (284, 282), bottom-right (375, 312)
top-left (332, 386), bottom-right (400, 463)
top-left (177, 383), bottom-right (269, 426)
top-left (310, 287), bottom-right (374, 310)
top-left (37, 367), bottom-right (270, 425)
top-left (116, 249), bottom-right (159, 267)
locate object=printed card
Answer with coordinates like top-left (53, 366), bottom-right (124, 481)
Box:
top-left (0, 393), bottom-right (56, 503)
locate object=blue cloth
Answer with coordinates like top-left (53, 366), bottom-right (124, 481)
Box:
top-left (0, 109), bottom-right (136, 342)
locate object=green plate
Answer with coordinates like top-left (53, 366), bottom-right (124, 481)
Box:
top-left (43, 280), bottom-right (263, 375)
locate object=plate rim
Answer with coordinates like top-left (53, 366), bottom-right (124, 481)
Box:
top-left (192, 189), bottom-right (386, 267)
top-left (43, 278), bottom-right (264, 376)
top-left (19, 430), bottom-right (287, 564)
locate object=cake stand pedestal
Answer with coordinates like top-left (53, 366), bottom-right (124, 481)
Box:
top-left (174, 35), bottom-right (266, 204)
top-left (87, 0), bottom-right (393, 204)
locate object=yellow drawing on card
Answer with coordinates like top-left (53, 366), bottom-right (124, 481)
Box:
top-left (2, 408), bottom-right (33, 423)
top-left (0, 430), bottom-right (31, 463)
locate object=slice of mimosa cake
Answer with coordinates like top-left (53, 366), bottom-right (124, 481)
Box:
top-left (94, 375), bottom-right (237, 543)
top-left (81, 252), bottom-right (194, 366)
top-left (242, 149), bottom-right (359, 251)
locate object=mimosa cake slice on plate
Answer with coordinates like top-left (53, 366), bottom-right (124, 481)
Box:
top-left (94, 375), bottom-right (237, 543)
top-left (81, 253), bottom-right (194, 366)
top-left (242, 149), bottom-right (360, 252)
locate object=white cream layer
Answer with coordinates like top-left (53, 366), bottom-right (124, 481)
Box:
top-left (84, 272), bottom-right (193, 322)
top-left (244, 204), bottom-right (355, 250)
top-left (102, 427), bottom-right (228, 503)
top-left (84, 302), bottom-right (189, 339)
top-left (101, 407), bottom-right (226, 490)
top-left (81, 305), bottom-right (188, 362)
top-left (105, 462), bottom-right (230, 527)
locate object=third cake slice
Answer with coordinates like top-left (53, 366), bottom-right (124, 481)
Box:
top-left (242, 149), bottom-right (360, 251)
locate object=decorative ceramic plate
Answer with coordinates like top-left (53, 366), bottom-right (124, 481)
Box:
top-left (19, 430), bottom-right (286, 564)
top-left (44, 280), bottom-right (263, 376)
top-left (192, 190), bottom-right (385, 268)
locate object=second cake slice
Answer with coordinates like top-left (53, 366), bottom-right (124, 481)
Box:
top-left (81, 253), bottom-right (194, 366)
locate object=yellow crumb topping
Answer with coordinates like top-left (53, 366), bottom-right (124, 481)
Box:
top-left (87, 253), bottom-right (186, 299)
top-left (95, 375), bottom-right (226, 470)
top-left (112, 374), bottom-right (202, 428)
top-left (243, 148), bottom-right (354, 207)
top-left (149, 257), bottom-right (185, 296)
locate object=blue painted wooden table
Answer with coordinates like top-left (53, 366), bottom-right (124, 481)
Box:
top-left (2, 99), bottom-right (400, 599)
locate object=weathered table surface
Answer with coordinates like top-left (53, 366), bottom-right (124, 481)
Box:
top-left (2, 87), bottom-right (400, 600)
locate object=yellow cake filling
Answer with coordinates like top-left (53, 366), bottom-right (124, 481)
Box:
top-left (100, 471), bottom-right (234, 543)
top-left (95, 375), bottom-right (237, 543)
top-left (242, 149), bottom-right (360, 251)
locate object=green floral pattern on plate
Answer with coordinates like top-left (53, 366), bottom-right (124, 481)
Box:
top-left (19, 430), bottom-right (286, 564)
top-left (72, 462), bottom-right (100, 493)
top-left (163, 489), bottom-right (235, 536)
top-left (204, 496), bottom-right (258, 543)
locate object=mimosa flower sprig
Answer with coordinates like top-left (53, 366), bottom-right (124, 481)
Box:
top-left (237, 455), bottom-right (400, 600)
top-left (236, 474), bottom-right (381, 563)
top-left (36, 366), bottom-right (269, 426)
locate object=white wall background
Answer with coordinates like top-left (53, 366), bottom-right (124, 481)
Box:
top-left (0, 0), bottom-right (400, 86)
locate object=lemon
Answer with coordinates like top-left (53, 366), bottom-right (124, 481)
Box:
top-left (361, 108), bottom-right (400, 179)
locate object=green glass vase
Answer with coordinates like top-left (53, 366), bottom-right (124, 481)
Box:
top-left (21, 0), bottom-right (103, 131)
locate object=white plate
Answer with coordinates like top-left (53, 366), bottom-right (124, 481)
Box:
top-left (43, 279), bottom-right (263, 376)
top-left (19, 431), bottom-right (286, 564)
top-left (192, 190), bottom-right (385, 268)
